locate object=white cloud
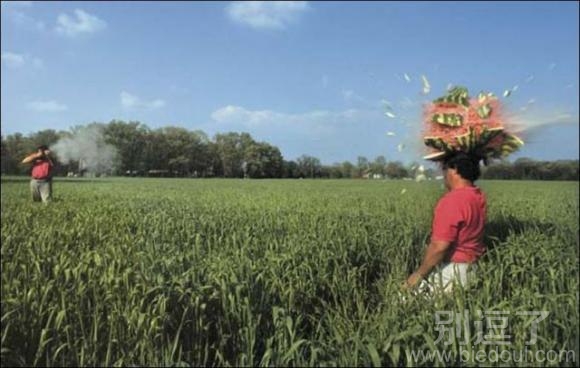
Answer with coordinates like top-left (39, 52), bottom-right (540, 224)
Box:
top-left (1, 1), bottom-right (33, 7)
top-left (211, 105), bottom-right (370, 130)
top-left (208, 104), bottom-right (420, 163)
top-left (342, 89), bottom-right (373, 106)
top-left (1, 51), bottom-right (43, 69)
top-left (342, 89), bottom-right (354, 100)
top-left (1, 52), bottom-right (25, 68)
top-left (120, 91), bottom-right (139, 108)
top-left (2, 3), bottom-right (46, 31)
top-left (150, 99), bottom-right (166, 109)
top-left (226, 1), bottom-right (309, 30)
top-left (120, 91), bottom-right (166, 110)
top-left (27, 100), bottom-right (68, 112)
top-left (211, 105), bottom-right (276, 126)
top-left (55, 9), bottom-right (107, 37)
top-left (0, 1), bottom-right (32, 12)
top-left (31, 57), bottom-right (44, 68)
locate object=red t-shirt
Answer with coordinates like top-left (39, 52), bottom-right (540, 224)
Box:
top-left (431, 186), bottom-right (486, 263)
top-left (31, 158), bottom-right (53, 180)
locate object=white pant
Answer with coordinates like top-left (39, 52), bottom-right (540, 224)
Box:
top-left (417, 262), bottom-right (476, 294)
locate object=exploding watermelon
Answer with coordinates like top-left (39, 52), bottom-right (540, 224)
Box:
top-left (422, 86), bottom-right (524, 164)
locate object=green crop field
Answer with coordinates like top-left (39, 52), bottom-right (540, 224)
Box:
top-left (1, 177), bottom-right (578, 367)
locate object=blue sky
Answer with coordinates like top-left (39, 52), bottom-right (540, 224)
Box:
top-left (1, 1), bottom-right (578, 165)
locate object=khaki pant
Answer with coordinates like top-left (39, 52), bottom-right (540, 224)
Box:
top-left (30, 179), bottom-right (52, 203)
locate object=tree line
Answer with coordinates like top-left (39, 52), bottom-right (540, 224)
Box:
top-left (1, 120), bottom-right (578, 180)
top-left (481, 157), bottom-right (578, 181)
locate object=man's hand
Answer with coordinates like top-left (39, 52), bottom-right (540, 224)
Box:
top-left (402, 272), bottom-right (424, 290)
top-left (22, 150), bottom-right (49, 164)
top-left (36, 149), bottom-right (50, 159)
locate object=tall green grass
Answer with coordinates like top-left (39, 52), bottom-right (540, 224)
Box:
top-left (1, 177), bottom-right (578, 366)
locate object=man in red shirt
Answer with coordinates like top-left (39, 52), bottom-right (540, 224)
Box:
top-left (22, 145), bottom-right (54, 203)
top-left (403, 152), bottom-right (486, 293)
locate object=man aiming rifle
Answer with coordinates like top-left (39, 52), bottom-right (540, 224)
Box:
top-left (22, 145), bottom-right (55, 203)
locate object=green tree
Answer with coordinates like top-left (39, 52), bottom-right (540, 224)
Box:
top-left (340, 161), bottom-right (356, 178)
top-left (297, 155), bottom-right (321, 178)
top-left (30, 129), bottom-right (61, 150)
top-left (1, 135), bottom-right (12, 174)
top-left (385, 161), bottom-right (408, 179)
top-left (371, 155), bottom-right (387, 177)
top-left (282, 160), bottom-right (299, 178)
top-left (356, 156), bottom-right (369, 178)
top-left (2, 133), bottom-right (34, 175)
top-left (244, 142), bottom-right (283, 178)
top-left (103, 121), bottom-right (150, 175)
top-left (214, 132), bottom-right (256, 177)
top-left (327, 163), bottom-right (344, 178)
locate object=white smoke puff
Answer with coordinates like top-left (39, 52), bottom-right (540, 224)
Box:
top-left (51, 124), bottom-right (118, 174)
top-left (509, 110), bottom-right (578, 134)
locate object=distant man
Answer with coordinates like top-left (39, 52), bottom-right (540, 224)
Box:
top-left (403, 152), bottom-right (486, 293)
top-left (22, 145), bottom-right (55, 203)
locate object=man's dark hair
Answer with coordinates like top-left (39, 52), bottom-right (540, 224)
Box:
top-left (442, 152), bottom-right (481, 182)
top-left (38, 145), bottom-right (49, 151)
